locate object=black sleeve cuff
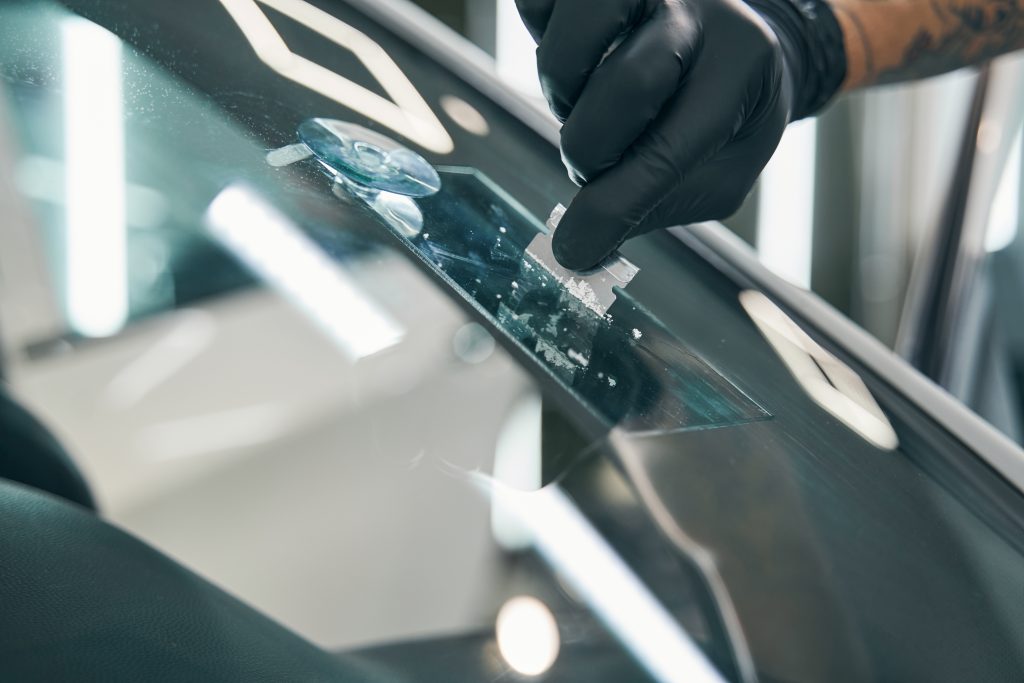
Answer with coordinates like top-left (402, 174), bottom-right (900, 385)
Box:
top-left (745, 0), bottom-right (847, 119)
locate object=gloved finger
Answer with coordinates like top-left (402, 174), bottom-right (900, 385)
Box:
top-left (632, 99), bottom-right (789, 233)
top-left (634, 158), bottom-right (758, 233)
top-left (560, 1), bottom-right (700, 184)
top-left (536, 0), bottom-right (651, 122)
top-left (552, 68), bottom-right (746, 270)
top-left (514, 0), bottom-right (555, 43)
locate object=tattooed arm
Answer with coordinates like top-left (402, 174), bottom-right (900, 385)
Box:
top-left (833, 1), bottom-right (1024, 89)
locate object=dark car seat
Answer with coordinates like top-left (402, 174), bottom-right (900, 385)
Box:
top-left (0, 478), bottom-right (407, 682)
top-left (0, 382), bottom-right (94, 509)
top-left (0, 386), bottom-right (390, 681)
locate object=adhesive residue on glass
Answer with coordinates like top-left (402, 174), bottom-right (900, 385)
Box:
top-left (363, 167), bottom-right (769, 434)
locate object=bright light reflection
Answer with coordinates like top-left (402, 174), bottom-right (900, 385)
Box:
top-left (139, 402), bottom-right (295, 461)
top-left (495, 0), bottom-right (543, 98)
top-left (496, 596), bottom-right (560, 676)
top-left (490, 394), bottom-right (542, 550)
top-left (16, 155), bottom-right (169, 229)
top-left (486, 479), bottom-right (726, 683)
top-left (740, 290), bottom-right (899, 450)
top-left (218, 0), bottom-right (453, 154)
top-left (440, 95), bottom-right (490, 137)
top-left (452, 321), bottom-right (496, 364)
top-left (758, 119), bottom-right (818, 288)
top-left (205, 185), bottom-right (404, 360)
top-left (104, 311), bottom-right (216, 410)
top-left (986, 125), bottom-right (1022, 252)
top-left (62, 19), bottom-right (127, 337)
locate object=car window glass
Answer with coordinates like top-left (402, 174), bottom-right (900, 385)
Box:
top-left (2, 2), bottom-right (1024, 682)
top-left (0, 2), bottom-right (735, 680)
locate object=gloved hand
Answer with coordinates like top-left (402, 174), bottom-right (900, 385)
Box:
top-left (516, 0), bottom-right (846, 270)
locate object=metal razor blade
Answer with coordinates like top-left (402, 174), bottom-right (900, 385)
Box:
top-left (525, 204), bottom-right (640, 316)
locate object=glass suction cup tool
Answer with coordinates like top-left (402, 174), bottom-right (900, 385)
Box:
top-left (267, 118), bottom-right (441, 198)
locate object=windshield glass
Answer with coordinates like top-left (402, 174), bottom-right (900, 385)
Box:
top-left (2, 1), bottom-right (1024, 682)
top-left (0, 1), bottom-right (737, 680)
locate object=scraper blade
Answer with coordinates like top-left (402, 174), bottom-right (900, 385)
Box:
top-left (525, 204), bottom-right (640, 316)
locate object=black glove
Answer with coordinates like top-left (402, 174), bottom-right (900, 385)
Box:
top-left (516, 0), bottom-right (846, 270)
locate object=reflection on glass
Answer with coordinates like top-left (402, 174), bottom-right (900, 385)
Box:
top-left (496, 596), bottom-right (560, 676)
top-left (217, 0), bottom-right (454, 153)
top-left (204, 184), bottom-right (404, 360)
top-left (740, 290), bottom-right (899, 450)
top-left (62, 18), bottom-right (127, 337)
top-left (491, 393), bottom-right (542, 549)
top-left (452, 321), bottom-right (496, 365)
top-left (986, 123), bottom-right (1023, 253)
top-left (484, 477), bottom-right (726, 683)
top-left (335, 181), bottom-right (424, 239)
top-left (440, 94), bottom-right (490, 137)
top-left (345, 166), bottom-right (770, 435)
top-left (103, 311), bottom-right (215, 410)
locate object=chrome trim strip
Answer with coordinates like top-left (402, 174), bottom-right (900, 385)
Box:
top-left (675, 221), bottom-right (1024, 493)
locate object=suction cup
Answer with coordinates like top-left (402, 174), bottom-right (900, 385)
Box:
top-left (297, 118), bottom-right (441, 198)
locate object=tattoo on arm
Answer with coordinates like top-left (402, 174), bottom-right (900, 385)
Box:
top-left (832, 0), bottom-right (1024, 89)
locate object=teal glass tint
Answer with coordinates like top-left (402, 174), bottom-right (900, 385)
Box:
top-left (349, 167), bottom-right (770, 435)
